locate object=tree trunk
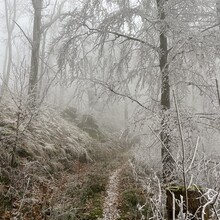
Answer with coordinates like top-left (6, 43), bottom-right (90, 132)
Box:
top-left (0, 0), bottom-right (16, 99)
top-left (28, 0), bottom-right (43, 107)
top-left (38, 29), bottom-right (48, 100)
top-left (166, 186), bottom-right (210, 220)
top-left (216, 0), bottom-right (220, 25)
top-left (2, 34), bottom-right (12, 95)
top-left (1, 43), bottom-right (9, 99)
top-left (157, 0), bottom-right (175, 183)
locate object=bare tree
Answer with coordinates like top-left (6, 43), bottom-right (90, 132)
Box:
top-left (54, 0), bottom-right (220, 182)
top-left (28, 0), bottom-right (43, 107)
top-left (0, 0), bottom-right (17, 99)
top-left (217, 0), bottom-right (220, 25)
top-left (156, 0), bottom-right (175, 182)
top-left (56, 0), bottom-right (176, 182)
top-left (38, 0), bottom-right (67, 101)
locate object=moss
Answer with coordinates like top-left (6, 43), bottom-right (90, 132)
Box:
top-left (120, 188), bottom-right (149, 216)
top-left (123, 189), bottom-right (139, 207)
top-left (167, 185), bottom-right (202, 191)
top-left (167, 185), bottom-right (202, 192)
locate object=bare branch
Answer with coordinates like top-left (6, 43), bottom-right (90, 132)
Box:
top-left (14, 21), bottom-right (33, 46)
top-left (41, 0), bottom-right (67, 32)
top-left (83, 23), bottom-right (158, 51)
top-left (108, 86), bottom-right (155, 113)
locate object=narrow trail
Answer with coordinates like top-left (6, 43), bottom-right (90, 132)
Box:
top-left (101, 167), bottom-right (123, 220)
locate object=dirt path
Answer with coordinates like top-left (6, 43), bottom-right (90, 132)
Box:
top-left (100, 167), bottom-right (123, 220)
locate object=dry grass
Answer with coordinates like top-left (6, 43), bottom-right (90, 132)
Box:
top-left (0, 98), bottom-right (124, 219)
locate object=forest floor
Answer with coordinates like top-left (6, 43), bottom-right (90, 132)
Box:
top-left (0, 101), bottom-right (149, 219)
top-left (1, 147), bottom-right (148, 219)
top-left (99, 160), bottom-right (149, 220)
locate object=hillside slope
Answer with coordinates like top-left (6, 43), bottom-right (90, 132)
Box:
top-left (0, 100), bottom-right (125, 219)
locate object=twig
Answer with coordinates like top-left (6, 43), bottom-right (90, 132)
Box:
top-left (75, 76), bottom-right (156, 114)
top-left (108, 86), bottom-right (155, 113)
top-left (215, 79), bottom-right (220, 107)
top-left (201, 22), bottom-right (220, 33)
top-left (173, 90), bottom-right (188, 218)
top-left (150, 198), bottom-right (164, 219)
top-left (186, 136), bottom-right (199, 174)
top-left (201, 190), bottom-right (220, 220)
top-left (83, 23), bottom-right (158, 52)
top-left (14, 21), bottom-right (33, 46)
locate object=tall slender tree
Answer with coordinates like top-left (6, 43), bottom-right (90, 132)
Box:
top-left (28, 0), bottom-right (43, 106)
top-left (157, 0), bottom-right (175, 181)
top-left (0, 0), bottom-right (17, 99)
top-left (38, 0), bottom-right (67, 101)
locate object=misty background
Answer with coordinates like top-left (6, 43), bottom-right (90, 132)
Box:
top-left (1, 0), bottom-right (220, 177)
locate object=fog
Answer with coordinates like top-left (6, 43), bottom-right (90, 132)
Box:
top-left (2, 0), bottom-right (220, 218)
top-left (1, 0), bottom-right (220, 172)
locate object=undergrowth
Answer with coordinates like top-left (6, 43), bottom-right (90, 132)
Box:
top-left (118, 165), bottom-right (151, 220)
top-left (0, 100), bottom-right (125, 219)
top-left (64, 163), bottom-right (109, 220)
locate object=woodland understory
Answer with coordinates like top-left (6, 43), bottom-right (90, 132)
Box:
top-left (1, 95), bottom-right (220, 220)
top-left (2, 0), bottom-right (220, 219)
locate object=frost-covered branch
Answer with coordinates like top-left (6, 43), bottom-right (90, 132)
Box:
top-left (83, 22), bottom-right (158, 51)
